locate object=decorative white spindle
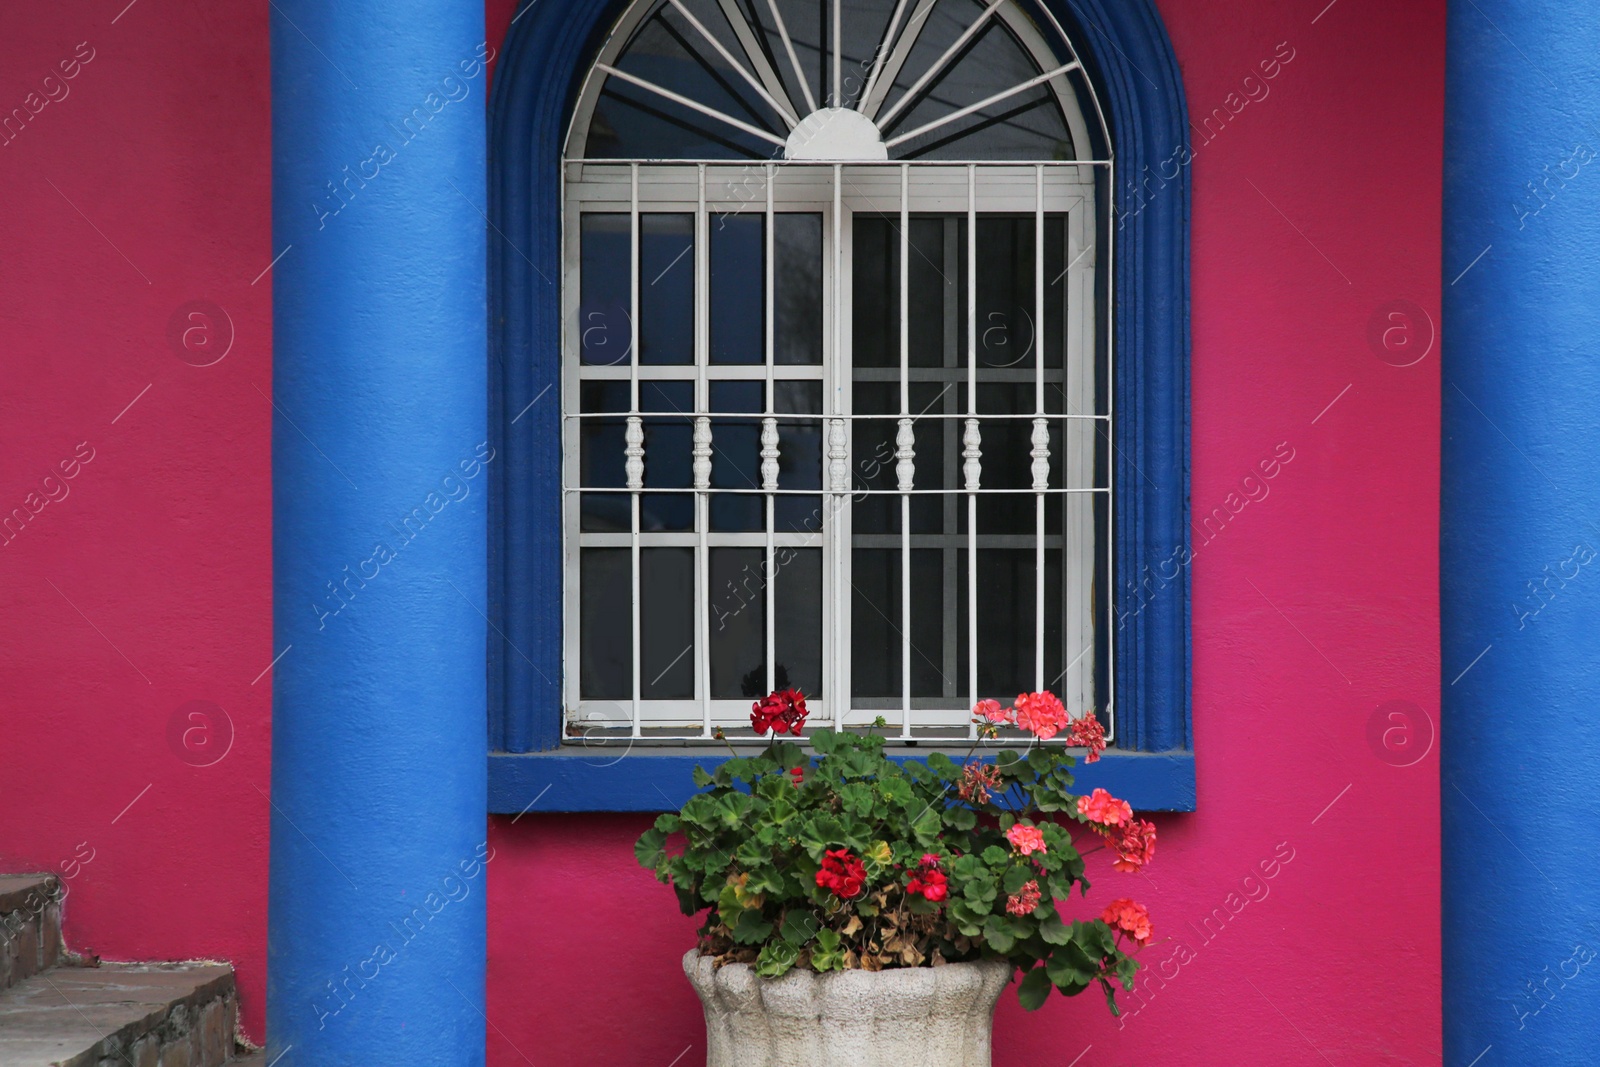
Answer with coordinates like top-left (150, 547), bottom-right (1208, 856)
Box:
top-left (760, 417), bottom-right (780, 491)
top-left (828, 418), bottom-right (849, 492)
top-left (895, 418), bottom-right (916, 492)
top-left (625, 415), bottom-right (645, 490)
top-left (1030, 417), bottom-right (1050, 491)
top-left (962, 418), bottom-right (982, 491)
top-left (693, 416), bottom-right (713, 490)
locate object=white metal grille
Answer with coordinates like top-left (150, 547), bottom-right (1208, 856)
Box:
top-left (559, 0), bottom-right (1113, 745)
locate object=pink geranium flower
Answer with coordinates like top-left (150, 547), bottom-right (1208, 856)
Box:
top-left (1013, 691), bottom-right (1069, 740)
top-left (1076, 787), bottom-right (1132, 827)
top-left (1006, 823), bottom-right (1048, 856)
top-left (974, 697), bottom-right (1012, 725)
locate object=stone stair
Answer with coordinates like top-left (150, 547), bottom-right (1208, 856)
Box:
top-left (0, 874), bottom-right (256, 1066)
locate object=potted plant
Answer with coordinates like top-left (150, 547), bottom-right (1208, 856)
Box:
top-left (636, 689), bottom-right (1158, 1067)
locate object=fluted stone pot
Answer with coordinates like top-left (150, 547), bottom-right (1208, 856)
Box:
top-left (683, 950), bottom-right (1014, 1067)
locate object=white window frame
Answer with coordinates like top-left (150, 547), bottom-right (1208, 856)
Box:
top-left (557, 0), bottom-right (1114, 746)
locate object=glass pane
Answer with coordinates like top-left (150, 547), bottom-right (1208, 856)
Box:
top-left (878, 14), bottom-right (1073, 161)
top-left (975, 216), bottom-right (1036, 373)
top-left (1044, 215), bottom-right (1066, 371)
top-left (775, 380), bottom-right (824, 533)
top-left (711, 215), bottom-right (764, 365)
top-left (586, 1), bottom-right (785, 160)
top-left (579, 380), bottom-right (630, 533)
top-left (710, 547), bottom-right (766, 698)
top-left (850, 546), bottom-right (900, 699)
top-left (641, 380), bottom-right (694, 531)
top-left (908, 217), bottom-right (948, 369)
top-left (641, 214), bottom-right (695, 366)
top-left (910, 547), bottom-right (948, 699)
top-left (579, 214), bottom-right (631, 367)
top-left (850, 381), bottom-right (899, 536)
top-left (641, 547), bottom-right (696, 700)
top-left (710, 380), bottom-right (763, 531)
top-left (775, 214), bottom-right (824, 365)
top-left (580, 548), bottom-right (631, 699)
top-left (775, 547), bottom-right (823, 698)
top-left (852, 216), bottom-right (898, 368)
top-left (974, 546), bottom-right (1034, 697)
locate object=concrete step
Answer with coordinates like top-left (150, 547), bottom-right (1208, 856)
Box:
top-left (0, 961), bottom-right (241, 1067)
top-left (0, 874), bottom-right (65, 992)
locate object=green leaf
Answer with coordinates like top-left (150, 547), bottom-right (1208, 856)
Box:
top-left (635, 828), bottom-right (667, 869)
top-left (911, 808), bottom-right (943, 847)
top-left (1016, 967), bottom-right (1053, 1011)
top-left (692, 765), bottom-right (714, 788)
top-left (983, 914), bottom-right (1018, 953)
top-left (981, 845), bottom-right (1010, 866)
top-left (944, 806), bottom-right (977, 831)
top-left (1046, 942), bottom-right (1096, 989)
top-left (731, 907), bottom-right (774, 945)
top-left (811, 928), bottom-right (846, 972)
top-left (781, 910), bottom-right (819, 946)
top-left (755, 940), bottom-right (800, 978)
top-left (1037, 909), bottom-right (1073, 946)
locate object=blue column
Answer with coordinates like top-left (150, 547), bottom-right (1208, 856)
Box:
top-left (1444, 3), bottom-right (1600, 1062)
top-left (269, 3), bottom-right (487, 1064)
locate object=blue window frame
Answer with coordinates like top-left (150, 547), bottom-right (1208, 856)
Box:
top-left (487, 0), bottom-right (1193, 813)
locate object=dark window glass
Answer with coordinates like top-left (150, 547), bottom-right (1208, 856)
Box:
top-left (641, 379), bottom-right (695, 530)
top-left (775, 214), bottom-right (824, 365)
top-left (580, 380), bottom-right (631, 533)
top-left (641, 214), bottom-right (695, 366)
top-left (775, 547), bottom-right (823, 698)
top-left (775, 380), bottom-right (823, 532)
top-left (641, 547), bottom-right (696, 699)
top-left (580, 214), bottom-right (631, 367)
top-left (580, 548), bottom-right (632, 699)
top-left (710, 547), bottom-right (766, 698)
top-left (710, 380), bottom-right (764, 531)
top-left (711, 215), bottom-right (764, 365)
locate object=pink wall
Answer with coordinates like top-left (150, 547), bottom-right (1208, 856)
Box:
top-left (0, 0), bottom-right (1442, 1060)
top-left (0, 0), bottom-right (273, 1041)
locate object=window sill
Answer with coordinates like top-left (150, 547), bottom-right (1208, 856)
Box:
top-left (488, 747), bottom-right (1195, 814)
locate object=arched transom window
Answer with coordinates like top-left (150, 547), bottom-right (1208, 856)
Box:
top-left (562, 0), bottom-right (1112, 743)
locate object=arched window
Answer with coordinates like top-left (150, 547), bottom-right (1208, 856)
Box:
top-left (563, 0), bottom-right (1108, 741)
top-left (490, 0), bottom-right (1191, 807)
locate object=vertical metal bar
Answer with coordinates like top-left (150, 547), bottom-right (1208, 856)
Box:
top-left (1033, 165), bottom-right (1046, 693)
top-left (899, 163), bottom-right (912, 739)
top-left (696, 164), bottom-right (712, 738)
top-left (1104, 157), bottom-right (1117, 743)
top-left (831, 162), bottom-right (845, 724)
top-left (630, 164), bottom-right (643, 737)
top-left (831, 0), bottom-right (841, 106)
top-left (764, 165), bottom-right (777, 697)
top-left (965, 164), bottom-right (978, 735)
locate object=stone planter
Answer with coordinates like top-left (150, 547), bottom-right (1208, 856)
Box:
top-left (683, 950), bottom-right (1014, 1067)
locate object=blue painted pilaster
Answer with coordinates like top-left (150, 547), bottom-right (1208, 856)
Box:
top-left (1444, 3), bottom-right (1600, 1062)
top-left (269, 2), bottom-right (487, 1063)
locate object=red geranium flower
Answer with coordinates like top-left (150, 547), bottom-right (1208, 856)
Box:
top-left (906, 854), bottom-right (949, 902)
top-left (752, 689), bottom-right (809, 736)
top-left (815, 848), bottom-right (866, 899)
